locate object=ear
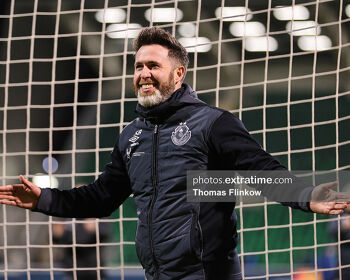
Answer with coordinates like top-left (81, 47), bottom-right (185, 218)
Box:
top-left (174, 66), bottom-right (185, 85)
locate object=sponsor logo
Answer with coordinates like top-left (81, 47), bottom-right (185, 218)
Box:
top-left (127, 129), bottom-right (143, 159)
top-left (129, 129), bottom-right (142, 143)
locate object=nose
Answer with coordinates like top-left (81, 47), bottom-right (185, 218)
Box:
top-left (140, 66), bottom-right (151, 79)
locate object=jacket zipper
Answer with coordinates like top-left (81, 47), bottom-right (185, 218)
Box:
top-left (149, 124), bottom-right (159, 278)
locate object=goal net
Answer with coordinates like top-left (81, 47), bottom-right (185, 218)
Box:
top-left (0, 0), bottom-right (350, 279)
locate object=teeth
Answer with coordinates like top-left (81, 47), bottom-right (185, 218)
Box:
top-left (141, 84), bottom-right (153, 89)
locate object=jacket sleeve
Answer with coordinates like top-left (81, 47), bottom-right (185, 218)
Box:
top-left (208, 111), bottom-right (313, 211)
top-left (33, 137), bottom-right (132, 218)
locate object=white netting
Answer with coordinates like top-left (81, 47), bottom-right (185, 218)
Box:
top-left (0, 0), bottom-right (350, 279)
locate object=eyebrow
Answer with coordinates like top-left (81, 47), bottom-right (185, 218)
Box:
top-left (134, 60), bottom-right (160, 67)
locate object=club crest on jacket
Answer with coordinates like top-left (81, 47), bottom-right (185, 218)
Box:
top-left (171, 122), bottom-right (191, 146)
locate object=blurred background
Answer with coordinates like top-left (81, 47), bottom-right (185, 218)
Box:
top-left (0, 0), bottom-right (350, 279)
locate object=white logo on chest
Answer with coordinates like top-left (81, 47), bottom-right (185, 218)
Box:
top-left (128, 129), bottom-right (142, 143)
top-left (127, 129), bottom-right (142, 159)
top-left (171, 122), bottom-right (191, 146)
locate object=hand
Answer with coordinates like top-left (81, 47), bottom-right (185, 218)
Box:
top-left (83, 218), bottom-right (97, 233)
top-left (52, 223), bottom-right (66, 237)
top-left (310, 181), bottom-right (350, 215)
top-left (0, 175), bottom-right (41, 209)
top-left (341, 216), bottom-right (350, 230)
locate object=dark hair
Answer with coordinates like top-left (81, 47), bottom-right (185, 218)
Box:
top-left (133, 27), bottom-right (189, 71)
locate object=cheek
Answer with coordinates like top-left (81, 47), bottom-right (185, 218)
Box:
top-left (133, 77), bottom-right (140, 92)
top-left (154, 73), bottom-right (168, 83)
top-left (133, 74), bottom-right (139, 84)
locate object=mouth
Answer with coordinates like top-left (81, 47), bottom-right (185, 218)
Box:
top-left (139, 83), bottom-right (156, 96)
top-left (141, 84), bottom-right (154, 89)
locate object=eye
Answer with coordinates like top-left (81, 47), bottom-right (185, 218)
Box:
top-left (135, 65), bottom-right (143, 71)
top-left (150, 64), bottom-right (159, 69)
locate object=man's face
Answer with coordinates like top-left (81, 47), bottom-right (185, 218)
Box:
top-left (133, 44), bottom-right (181, 107)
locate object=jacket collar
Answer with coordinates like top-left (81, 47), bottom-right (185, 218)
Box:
top-left (135, 83), bottom-right (203, 122)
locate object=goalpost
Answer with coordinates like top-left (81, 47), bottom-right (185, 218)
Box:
top-left (0, 0), bottom-right (350, 279)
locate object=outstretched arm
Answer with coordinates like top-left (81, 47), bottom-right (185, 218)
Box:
top-left (0, 137), bottom-right (132, 218)
top-left (0, 175), bottom-right (41, 209)
top-left (310, 181), bottom-right (350, 215)
top-left (208, 111), bottom-right (350, 214)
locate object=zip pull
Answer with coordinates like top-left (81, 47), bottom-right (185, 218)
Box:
top-left (154, 124), bottom-right (158, 134)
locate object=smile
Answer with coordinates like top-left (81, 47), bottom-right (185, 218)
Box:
top-left (141, 84), bottom-right (154, 89)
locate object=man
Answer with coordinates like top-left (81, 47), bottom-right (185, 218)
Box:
top-left (0, 27), bottom-right (349, 280)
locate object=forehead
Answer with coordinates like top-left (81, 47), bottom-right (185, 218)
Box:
top-left (135, 44), bottom-right (170, 64)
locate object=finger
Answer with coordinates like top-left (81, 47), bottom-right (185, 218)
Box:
top-left (19, 175), bottom-right (34, 189)
top-left (0, 191), bottom-right (15, 196)
top-left (0, 194), bottom-right (17, 200)
top-left (0, 192), bottom-right (15, 199)
top-left (0, 200), bottom-right (18, 206)
top-left (333, 203), bottom-right (349, 209)
top-left (329, 209), bottom-right (344, 215)
top-left (0, 185), bottom-right (15, 191)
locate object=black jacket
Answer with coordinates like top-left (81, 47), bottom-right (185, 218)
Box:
top-left (35, 83), bottom-right (312, 279)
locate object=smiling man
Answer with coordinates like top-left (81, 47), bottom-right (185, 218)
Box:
top-left (133, 32), bottom-right (187, 108)
top-left (0, 27), bottom-right (349, 280)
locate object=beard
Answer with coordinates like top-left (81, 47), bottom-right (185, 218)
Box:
top-left (135, 72), bottom-right (175, 107)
